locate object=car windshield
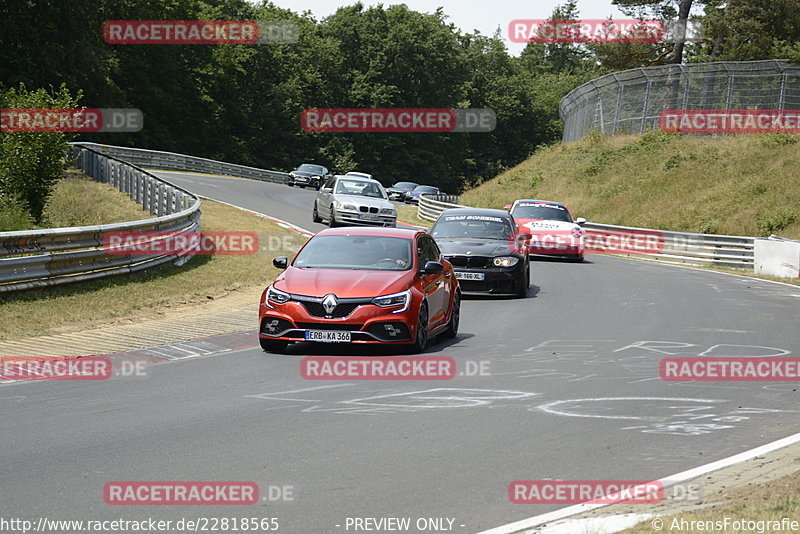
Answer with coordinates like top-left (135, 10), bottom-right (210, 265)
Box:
top-left (293, 235), bottom-right (412, 271)
top-left (413, 186), bottom-right (437, 193)
top-left (392, 182), bottom-right (418, 190)
top-left (431, 214), bottom-right (514, 241)
top-left (297, 164), bottom-right (324, 174)
top-left (335, 179), bottom-right (386, 198)
top-left (512, 203), bottom-right (573, 223)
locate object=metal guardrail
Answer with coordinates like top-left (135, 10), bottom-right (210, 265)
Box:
top-left (418, 195), bottom-right (754, 269)
top-left (0, 145), bottom-right (201, 293)
top-left (582, 221), bottom-right (753, 268)
top-left (417, 194), bottom-right (464, 222)
top-left (560, 59), bottom-right (800, 142)
top-left (74, 143), bottom-right (290, 184)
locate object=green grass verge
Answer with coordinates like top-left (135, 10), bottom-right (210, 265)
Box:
top-left (396, 204), bottom-right (429, 227)
top-left (0, 169), bottom-right (152, 231)
top-left (0, 198), bottom-right (307, 340)
top-left (623, 471), bottom-right (800, 533)
top-left (460, 132), bottom-right (800, 239)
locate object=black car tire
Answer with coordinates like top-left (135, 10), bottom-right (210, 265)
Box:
top-left (312, 202), bottom-right (322, 223)
top-left (260, 337), bottom-right (288, 353)
top-left (299, 184), bottom-right (305, 189)
top-left (328, 207), bottom-right (338, 227)
top-left (516, 265), bottom-right (530, 298)
top-left (287, 182), bottom-right (294, 187)
top-left (408, 302), bottom-right (429, 353)
top-left (569, 254), bottom-right (584, 263)
top-left (442, 291), bottom-right (460, 339)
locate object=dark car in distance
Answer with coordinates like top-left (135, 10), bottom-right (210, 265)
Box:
top-left (404, 185), bottom-right (440, 204)
top-left (430, 208), bottom-right (531, 297)
top-left (386, 181), bottom-right (419, 201)
top-left (288, 164), bottom-right (331, 189)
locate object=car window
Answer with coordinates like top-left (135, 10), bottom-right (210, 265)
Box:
top-left (322, 176), bottom-right (336, 190)
top-left (431, 214), bottom-right (514, 241)
top-left (511, 203), bottom-right (573, 223)
top-left (293, 235), bottom-right (412, 271)
top-left (335, 179), bottom-right (386, 198)
top-left (297, 164), bottom-right (324, 174)
top-left (417, 235), bottom-right (439, 265)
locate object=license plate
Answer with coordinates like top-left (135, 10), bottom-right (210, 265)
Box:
top-left (455, 271), bottom-right (485, 281)
top-left (359, 213), bottom-right (379, 221)
top-left (305, 330), bottom-right (351, 343)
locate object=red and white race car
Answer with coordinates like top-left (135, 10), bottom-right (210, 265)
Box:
top-left (507, 199), bottom-right (586, 262)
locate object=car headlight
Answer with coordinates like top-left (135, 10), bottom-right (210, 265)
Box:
top-left (371, 290), bottom-right (410, 313)
top-left (493, 256), bottom-right (520, 267)
top-left (266, 285), bottom-right (291, 306)
top-left (380, 207), bottom-right (395, 215)
top-left (335, 201), bottom-right (357, 211)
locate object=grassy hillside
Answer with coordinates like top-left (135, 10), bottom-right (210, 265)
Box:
top-left (459, 132), bottom-right (800, 239)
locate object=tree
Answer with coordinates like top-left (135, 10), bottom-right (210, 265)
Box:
top-left (0, 85), bottom-right (81, 223)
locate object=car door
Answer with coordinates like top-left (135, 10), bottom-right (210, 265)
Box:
top-left (317, 177), bottom-right (336, 217)
top-left (417, 235), bottom-right (447, 326)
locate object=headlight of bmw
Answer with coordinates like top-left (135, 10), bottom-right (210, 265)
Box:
top-left (493, 256), bottom-right (520, 267)
top-left (336, 201), bottom-right (357, 211)
top-left (266, 285), bottom-right (291, 306)
top-left (371, 290), bottom-right (410, 313)
top-left (380, 207), bottom-right (396, 215)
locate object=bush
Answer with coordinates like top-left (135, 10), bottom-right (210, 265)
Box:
top-left (0, 84), bottom-right (81, 223)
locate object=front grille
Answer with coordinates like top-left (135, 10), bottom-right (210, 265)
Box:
top-left (300, 301), bottom-right (360, 318)
top-left (296, 323), bottom-right (364, 331)
top-left (446, 255), bottom-right (490, 268)
top-left (358, 206), bottom-right (379, 213)
top-left (458, 279), bottom-right (515, 293)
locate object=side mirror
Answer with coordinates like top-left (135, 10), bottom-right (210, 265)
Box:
top-left (421, 261), bottom-right (444, 274)
top-left (576, 217), bottom-right (587, 226)
top-left (273, 256), bottom-right (288, 269)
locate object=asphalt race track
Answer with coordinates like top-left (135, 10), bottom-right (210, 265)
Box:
top-left (2, 171), bottom-right (799, 533)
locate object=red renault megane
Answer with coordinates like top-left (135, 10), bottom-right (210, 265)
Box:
top-left (258, 227), bottom-right (461, 353)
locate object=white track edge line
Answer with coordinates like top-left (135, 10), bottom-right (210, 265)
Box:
top-left (476, 430), bottom-right (800, 534)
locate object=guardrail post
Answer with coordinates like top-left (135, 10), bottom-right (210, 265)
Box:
top-left (150, 180), bottom-right (158, 215)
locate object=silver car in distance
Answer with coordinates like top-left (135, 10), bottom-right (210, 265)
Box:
top-left (313, 175), bottom-right (397, 228)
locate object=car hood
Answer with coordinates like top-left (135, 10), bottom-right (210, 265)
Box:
top-left (334, 194), bottom-right (393, 209)
top-left (291, 170), bottom-right (319, 177)
top-left (436, 238), bottom-right (514, 257)
top-left (275, 267), bottom-right (413, 298)
top-left (515, 218), bottom-right (580, 232)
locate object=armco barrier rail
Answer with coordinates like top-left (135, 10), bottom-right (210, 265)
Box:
top-left (74, 143), bottom-right (289, 183)
top-left (0, 145), bottom-right (201, 293)
top-left (560, 59), bottom-right (800, 142)
top-left (418, 194), bottom-right (754, 269)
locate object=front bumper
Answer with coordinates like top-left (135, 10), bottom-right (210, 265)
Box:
top-left (451, 266), bottom-right (527, 296)
top-left (259, 300), bottom-right (415, 344)
top-left (335, 210), bottom-right (397, 227)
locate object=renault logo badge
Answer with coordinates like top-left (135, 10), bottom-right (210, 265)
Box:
top-left (322, 294), bottom-right (338, 315)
